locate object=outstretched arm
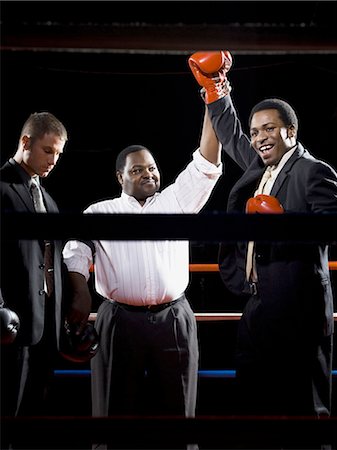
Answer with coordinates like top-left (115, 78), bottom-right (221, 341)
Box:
top-left (199, 107), bottom-right (221, 166)
top-left (189, 50), bottom-right (254, 171)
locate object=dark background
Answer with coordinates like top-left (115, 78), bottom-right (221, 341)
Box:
top-left (2, 1), bottom-right (337, 214)
top-left (1, 0), bottom-right (337, 422)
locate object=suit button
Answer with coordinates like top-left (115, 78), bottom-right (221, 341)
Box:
top-left (39, 290), bottom-right (45, 295)
top-left (39, 264), bottom-right (45, 270)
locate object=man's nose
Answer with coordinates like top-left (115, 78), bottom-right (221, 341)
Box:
top-left (143, 168), bottom-right (152, 177)
top-left (48, 154), bottom-right (58, 165)
top-left (258, 130), bottom-right (269, 142)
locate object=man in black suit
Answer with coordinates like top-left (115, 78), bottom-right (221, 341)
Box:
top-left (189, 51), bottom-right (337, 416)
top-left (0, 112), bottom-right (70, 430)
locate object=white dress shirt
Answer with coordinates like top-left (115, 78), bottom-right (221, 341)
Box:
top-left (63, 149), bottom-right (222, 306)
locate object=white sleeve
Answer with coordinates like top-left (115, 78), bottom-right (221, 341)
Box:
top-left (192, 147), bottom-right (223, 178)
top-left (161, 149), bottom-right (222, 213)
top-left (62, 240), bottom-right (94, 281)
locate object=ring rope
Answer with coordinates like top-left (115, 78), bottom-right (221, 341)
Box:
top-left (189, 262), bottom-right (337, 271)
top-left (89, 312), bottom-right (337, 322)
top-left (90, 262), bottom-right (337, 272)
top-left (88, 262), bottom-right (337, 321)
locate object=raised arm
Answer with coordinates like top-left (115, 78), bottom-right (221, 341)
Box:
top-left (189, 50), bottom-right (254, 171)
top-left (199, 107), bottom-right (221, 166)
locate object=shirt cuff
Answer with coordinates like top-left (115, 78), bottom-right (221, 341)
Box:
top-left (193, 148), bottom-right (223, 175)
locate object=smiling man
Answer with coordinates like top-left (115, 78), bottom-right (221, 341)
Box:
top-left (115, 145), bottom-right (160, 204)
top-left (62, 106), bottom-right (222, 447)
top-left (189, 51), bottom-right (337, 418)
top-left (249, 100), bottom-right (298, 167)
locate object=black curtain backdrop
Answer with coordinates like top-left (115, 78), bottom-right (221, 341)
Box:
top-left (1, 1), bottom-right (337, 214)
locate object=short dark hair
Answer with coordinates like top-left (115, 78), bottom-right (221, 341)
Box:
top-left (249, 98), bottom-right (298, 130)
top-left (115, 145), bottom-right (151, 172)
top-left (20, 112), bottom-right (68, 142)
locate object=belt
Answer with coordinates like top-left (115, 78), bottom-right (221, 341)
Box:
top-left (115, 295), bottom-right (184, 313)
top-left (249, 282), bottom-right (258, 296)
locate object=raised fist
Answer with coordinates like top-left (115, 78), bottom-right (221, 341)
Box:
top-left (246, 194), bottom-right (284, 214)
top-left (0, 307), bottom-right (20, 344)
top-left (188, 51), bottom-right (232, 104)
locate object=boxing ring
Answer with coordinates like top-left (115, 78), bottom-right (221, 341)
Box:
top-left (2, 211), bottom-right (337, 449)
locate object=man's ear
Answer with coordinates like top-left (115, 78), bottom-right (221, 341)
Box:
top-left (22, 135), bottom-right (31, 150)
top-left (116, 170), bottom-right (123, 186)
top-left (287, 125), bottom-right (296, 139)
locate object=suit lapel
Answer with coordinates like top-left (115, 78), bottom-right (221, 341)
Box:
top-left (10, 182), bottom-right (35, 212)
top-left (229, 144), bottom-right (306, 210)
top-left (271, 144), bottom-right (305, 197)
top-left (41, 186), bottom-right (59, 213)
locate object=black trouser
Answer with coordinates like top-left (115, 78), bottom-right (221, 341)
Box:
top-left (91, 295), bottom-right (199, 418)
top-left (235, 294), bottom-right (332, 417)
top-left (1, 298), bottom-right (57, 449)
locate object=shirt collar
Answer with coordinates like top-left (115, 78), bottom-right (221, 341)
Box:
top-left (121, 191), bottom-right (159, 206)
top-left (268, 145), bottom-right (297, 175)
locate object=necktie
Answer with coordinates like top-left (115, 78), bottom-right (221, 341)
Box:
top-left (43, 241), bottom-right (54, 297)
top-left (246, 167), bottom-right (273, 282)
top-left (30, 178), bottom-right (47, 213)
top-left (30, 178), bottom-right (54, 297)
top-left (255, 166), bottom-right (274, 197)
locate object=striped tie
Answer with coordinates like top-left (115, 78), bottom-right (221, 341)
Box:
top-left (30, 177), bottom-right (47, 213)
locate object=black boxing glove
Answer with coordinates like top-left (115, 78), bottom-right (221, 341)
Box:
top-left (60, 321), bottom-right (99, 363)
top-left (0, 306), bottom-right (20, 344)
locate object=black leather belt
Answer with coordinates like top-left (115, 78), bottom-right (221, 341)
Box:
top-left (249, 282), bottom-right (258, 296)
top-left (115, 295), bottom-right (184, 313)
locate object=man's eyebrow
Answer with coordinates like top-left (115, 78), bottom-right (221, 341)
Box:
top-left (131, 163), bottom-right (156, 168)
top-left (250, 121), bottom-right (277, 130)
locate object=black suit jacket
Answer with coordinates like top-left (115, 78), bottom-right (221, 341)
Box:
top-left (0, 160), bottom-right (65, 346)
top-left (208, 96), bottom-right (337, 341)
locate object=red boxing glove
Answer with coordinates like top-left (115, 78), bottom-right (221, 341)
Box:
top-left (246, 194), bottom-right (284, 214)
top-left (188, 51), bottom-right (233, 104)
